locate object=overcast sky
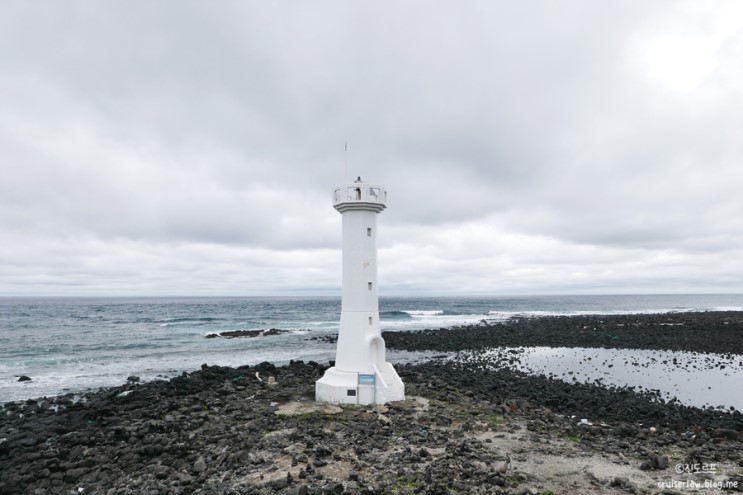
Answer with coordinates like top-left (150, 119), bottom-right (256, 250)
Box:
top-left (1, 1), bottom-right (742, 297)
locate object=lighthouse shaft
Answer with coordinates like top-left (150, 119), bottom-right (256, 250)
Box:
top-left (341, 209), bottom-right (379, 312)
top-left (335, 209), bottom-right (380, 371)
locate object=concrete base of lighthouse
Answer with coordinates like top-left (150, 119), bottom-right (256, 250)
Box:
top-left (315, 362), bottom-right (405, 405)
top-left (316, 320), bottom-right (405, 405)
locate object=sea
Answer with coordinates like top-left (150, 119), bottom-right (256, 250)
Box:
top-left (2, 294), bottom-right (743, 409)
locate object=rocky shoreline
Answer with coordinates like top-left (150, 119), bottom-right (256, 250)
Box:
top-left (2, 312), bottom-right (742, 494)
top-left (383, 311), bottom-right (743, 355)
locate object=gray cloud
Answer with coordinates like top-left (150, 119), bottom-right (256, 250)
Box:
top-left (1, 1), bottom-right (741, 295)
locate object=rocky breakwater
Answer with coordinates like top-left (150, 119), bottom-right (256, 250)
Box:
top-left (1, 356), bottom-right (741, 494)
top-left (383, 311), bottom-right (743, 354)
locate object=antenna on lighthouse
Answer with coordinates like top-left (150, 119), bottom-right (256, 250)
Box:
top-left (344, 142), bottom-right (348, 181)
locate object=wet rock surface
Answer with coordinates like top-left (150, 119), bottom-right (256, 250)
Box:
top-left (2, 312), bottom-right (742, 494)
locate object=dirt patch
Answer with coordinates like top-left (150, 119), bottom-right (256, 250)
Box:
top-left (275, 401), bottom-right (343, 416)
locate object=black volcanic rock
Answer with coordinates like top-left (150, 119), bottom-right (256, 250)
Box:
top-left (206, 328), bottom-right (290, 339)
top-left (384, 311), bottom-right (743, 355)
top-left (2, 312), bottom-right (742, 495)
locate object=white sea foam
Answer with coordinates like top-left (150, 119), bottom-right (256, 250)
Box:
top-left (0, 341), bottom-right (338, 403)
top-left (381, 312), bottom-right (486, 331)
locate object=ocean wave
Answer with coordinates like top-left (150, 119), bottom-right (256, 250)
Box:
top-left (157, 317), bottom-right (225, 325)
top-left (381, 313), bottom-right (489, 331)
top-left (381, 309), bottom-right (458, 320)
top-left (406, 310), bottom-right (444, 316)
top-left (380, 311), bottom-right (413, 320)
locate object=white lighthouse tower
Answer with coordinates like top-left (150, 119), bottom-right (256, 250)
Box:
top-left (315, 177), bottom-right (405, 405)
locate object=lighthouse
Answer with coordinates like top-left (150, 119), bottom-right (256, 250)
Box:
top-left (315, 177), bottom-right (405, 404)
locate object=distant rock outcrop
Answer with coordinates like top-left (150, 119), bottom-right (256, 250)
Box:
top-left (205, 328), bottom-right (290, 339)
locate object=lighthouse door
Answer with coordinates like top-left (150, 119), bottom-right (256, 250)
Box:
top-left (369, 336), bottom-right (384, 366)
